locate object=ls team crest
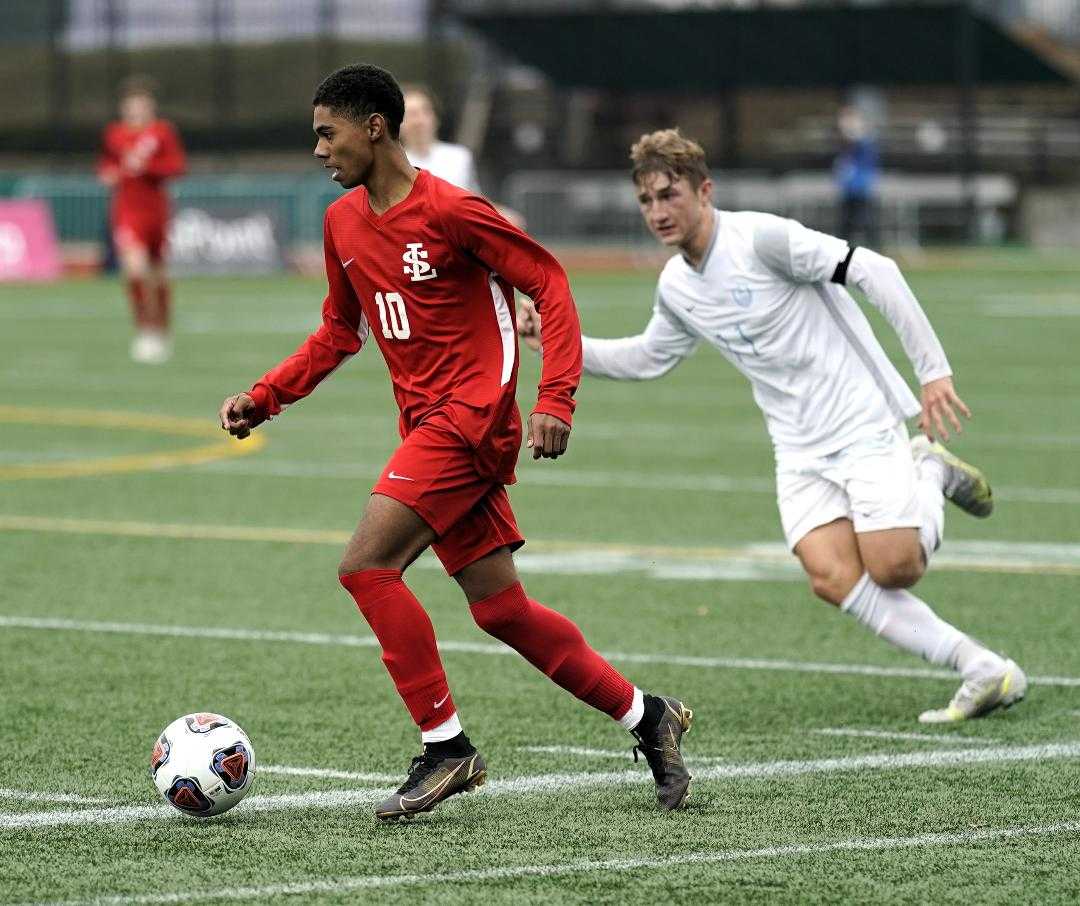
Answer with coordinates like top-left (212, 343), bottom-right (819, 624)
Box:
top-left (403, 242), bottom-right (437, 282)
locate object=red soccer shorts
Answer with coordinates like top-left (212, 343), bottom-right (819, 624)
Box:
top-left (372, 415), bottom-right (524, 576)
top-left (112, 216), bottom-right (167, 262)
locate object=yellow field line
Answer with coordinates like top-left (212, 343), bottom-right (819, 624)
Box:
top-left (0, 406), bottom-right (264, 480)
top-left (0, 514), bottom-right (1077, 576)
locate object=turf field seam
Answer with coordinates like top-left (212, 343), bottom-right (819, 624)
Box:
top-left (17, 821), bottom-right (1080, 905)
top-left (2, 515), bottom-right (1079, 578)
top-left (0, 789), bottom-right (112, 806)
top-left (813, 728), bottom-right (999, 745)
top-left (5, 742), bottom-right (1080, 832)
top-left (260, 765), bottom-right (402, 783)
top-left (3, 613), bottom-right (1078, 687)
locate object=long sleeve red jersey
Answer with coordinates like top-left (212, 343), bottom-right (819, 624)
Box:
top-left (98, 119), bottom-right (186, 225)
top-left (249, 169), bottom-right (583, 485)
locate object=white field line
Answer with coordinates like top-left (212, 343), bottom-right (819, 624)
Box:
top-left (6, 742), bottom-right (1080, 834)
top-left (193, 458), bottom-right (1080, 506)
top-left (0, 789), bottom-right (382, 832)
top-left (982, 299), bottom-right (1080, 317)
top-left (260, 764), bottom-right (401, 784)
top-left (2, 515), bottom-right (1079, 580)
top-left (0, 789), bottom-right (111, 806)
top-left (280, 413), bottom-right (1080, 451)
top-left (22, 824), bottom-right (1080, 906)
top-left (4, 613), bottom-right (1080, 688)
top-left (483, 742), bottom-right (1080, 797)
top-left (813, 728), bottom-right (998, 746)
top-left (519, 745), bottom-right (726, 764)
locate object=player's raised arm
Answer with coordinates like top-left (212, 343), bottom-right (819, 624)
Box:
top-left (444, 195), bottom-right (581, 458)
top-left (220, 218), bottom-right (366, 439)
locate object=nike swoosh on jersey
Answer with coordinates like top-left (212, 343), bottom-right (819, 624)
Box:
top-left (341, 257), bottom-right (355, 268)
top-left (388, 471), bottom-right (416, 481)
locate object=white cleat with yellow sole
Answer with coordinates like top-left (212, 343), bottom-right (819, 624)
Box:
top-left (919, 659), bottom-right (1027, 724)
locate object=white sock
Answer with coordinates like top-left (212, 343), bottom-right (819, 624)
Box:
top-left (619, 687), bottom-right (645, 731)
top-left (841, 573), bottom-right (1004, 679)
top-left (421, 712), bottom-right (462, 744)
top-left (915, 456), bottom-right (946, 563)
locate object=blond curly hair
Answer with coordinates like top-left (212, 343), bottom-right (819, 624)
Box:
top-left (630, 129), bottom-right (709, 189)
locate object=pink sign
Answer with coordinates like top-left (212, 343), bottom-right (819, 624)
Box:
top-left (0, 200), bottom-right (62, 282)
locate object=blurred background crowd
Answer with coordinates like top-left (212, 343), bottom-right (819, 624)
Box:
top-left (1, 0), bottom-right (1079, 283)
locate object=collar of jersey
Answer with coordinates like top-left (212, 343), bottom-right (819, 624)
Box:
top-left (362, 168), bottom-right (427, 226)
top-left (681, 208), bottom-right (721, 275)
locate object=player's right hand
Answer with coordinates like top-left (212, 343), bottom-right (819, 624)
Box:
top-left (516, 297), bottom-right (542, 353)
top-left (219, 393), bottom-right (260, 440)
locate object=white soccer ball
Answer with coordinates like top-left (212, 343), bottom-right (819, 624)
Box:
top-left (150, 712), bottom-right (255, 817)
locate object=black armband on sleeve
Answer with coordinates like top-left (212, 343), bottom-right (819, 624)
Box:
top-left (831, 246), bottom-right (857, 285)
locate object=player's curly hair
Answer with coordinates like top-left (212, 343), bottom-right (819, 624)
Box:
top-left (630, 129), bottom-right (709, 189)
top-left (312, 64), bottom-right (405, 139)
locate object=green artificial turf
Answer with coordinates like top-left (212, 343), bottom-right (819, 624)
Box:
top-left (1, 252), bottom-right (1078, 904)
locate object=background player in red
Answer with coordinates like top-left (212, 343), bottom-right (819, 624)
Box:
top-left (219, 64), bottom-right (693, 820)
top-left (98, 76), bottom-right (186, 364)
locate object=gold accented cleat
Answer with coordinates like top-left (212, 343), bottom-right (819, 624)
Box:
top-left (375, 750), bottom-right (487, 821)
top-left (632, 696), bottom-right (694, 811)
top-left (911, 435), bottom-right (994, 518)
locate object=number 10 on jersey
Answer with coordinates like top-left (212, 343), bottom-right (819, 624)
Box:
top-left (374, 291), bottom-right (411, 340)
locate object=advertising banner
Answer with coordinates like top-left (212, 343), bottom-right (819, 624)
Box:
top-left (0, 200), bottom-right (62, 282)
top-left (168, 204), bottom-right (285, 276)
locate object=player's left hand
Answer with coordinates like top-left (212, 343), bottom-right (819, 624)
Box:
top-left (919, 376), bottom-right (971, 442)
top-left (527, 412), bottom-right (570, 460)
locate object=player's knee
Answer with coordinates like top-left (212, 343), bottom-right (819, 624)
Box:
top-left (337, 542), bottom-right (393, 577)
top-left (808, 566), bottom-right (862, 606)
top-left (866, 552), bottom-right (924, 590)
top-left (470, 584), bottom-right (530, 634)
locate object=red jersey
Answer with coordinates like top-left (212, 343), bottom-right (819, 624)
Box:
top-left (248, 170), bottom-right (583, 484)
top-left (98, 119), bottom-right (186, 225)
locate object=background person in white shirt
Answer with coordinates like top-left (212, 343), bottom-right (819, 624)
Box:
top-left (518, 129), bottom-right (1025, 724)
top-left (400, 83), bottom-right (482, 192)
top-left (401, 84), bottom-right (525, 228)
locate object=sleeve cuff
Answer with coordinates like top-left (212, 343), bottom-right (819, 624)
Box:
top-left (918, 364), bottom-right (953, 386)
top-left (247, 383), bottom-right (278, 421)
top-left (532, 395), bottom-right (575, 427)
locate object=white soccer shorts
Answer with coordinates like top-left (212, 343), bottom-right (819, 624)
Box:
top-left (776, 423), bottom-right (922, 550)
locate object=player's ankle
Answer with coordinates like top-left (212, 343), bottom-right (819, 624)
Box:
top-left (633, 693), bottom-right (664, 736)
top-left (424, 732), bottom-right (475, 759)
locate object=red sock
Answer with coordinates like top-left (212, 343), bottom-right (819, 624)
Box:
top-left (126, 277), bottom-right (149, 330)
top-left (340, 569), bottom-right (456, 731)
top-left (470, 583), bottom-right (634, 720)
top-left (155, 280), bottom-right (172, 333)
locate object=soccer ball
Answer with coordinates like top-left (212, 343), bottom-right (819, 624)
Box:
top-left (150, 712), bottom-right (255, 817)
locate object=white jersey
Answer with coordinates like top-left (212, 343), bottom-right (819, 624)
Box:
top-left (582, 210), bottom-right (951, 457)
top-left (406, 141), bottom-right (480, 193)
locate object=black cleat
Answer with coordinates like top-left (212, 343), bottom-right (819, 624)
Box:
top-left (374, 748), bottom-right (487, 821)
top-left (631, 695), bottom-right (694, 811)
